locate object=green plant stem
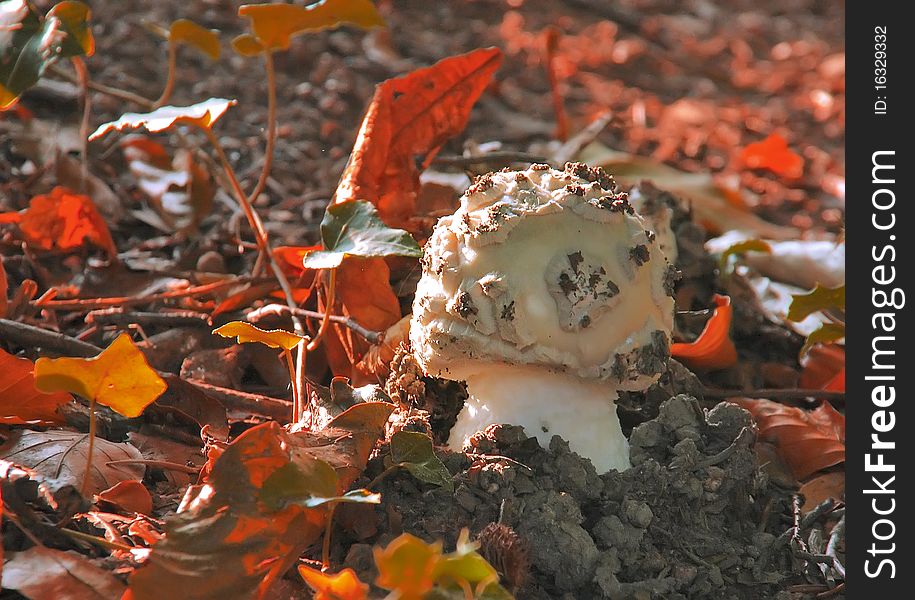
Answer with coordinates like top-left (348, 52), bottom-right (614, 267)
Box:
top-left (283, 348), bottom-right (300, 423)
top-left (306, 269), bottom-right (337, 352)
top-left (70, 56), bottom-right (91, 193)
top-left (82, 397), bottom-right (97, 497)
top-left (248, 50), bottom-right (277, 204)
top-left (154, 40), bottom-right (178, 108)
top-left (321, 502), bottom-right (338, 569)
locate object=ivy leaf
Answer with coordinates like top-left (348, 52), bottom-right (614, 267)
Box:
top-left (389, 431), bottom-right (454, 492)
top-left (800, 322), bottom-right (845, 358)
top-left (89, 98), bottom-right (236, 140)
top-left (238, 0), bottom-right (384, 52)
top-left (213, 320), bottom-right (306, 350)
top-left (670, 294), bottom-right (738, 371)
top-left (298, 566), bottom-right (369, 600)
top-left (302, 201), bottom-right (422, 269)
top-left (1, 0), bottom-right (94, 109)
top-left (788, 284), bottom-right (845, 322)
top-left (34, 332), bottom-right (166, 418)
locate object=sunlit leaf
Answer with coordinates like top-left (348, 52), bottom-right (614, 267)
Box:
top-left (169, 19), bottom-right (221, 60)
top-left (213, 320), bottom-right (306, 350)
top-left (374, 533), bottom-right (442, 600)
top-left (0, 347), bottom-right (72, 425)
top-left (740, 133), bottom-right (804, 179)
top-left (2, 546), bottom-right (126, 599)
top-left (89, 98), bottom-right (237, 140)
top-left (718, 238), bottom-right (771, 271)
top-left (0, 186), bottom-right (117, 256)
top-left (257, 459), bottom-right (338, 510)
top-left (96, 479), bottom-right (153, 515)
top-left (434, 530), bottom-right (498, 586)
top-left (335, 47), bottom-right (502, 229)
top-left (735, 399), bottom-right (844, 480)
top-left (238, 0), bottom-right (384, 51)
top-left (389, 431), bottom-right (453, 492)
top-left (800, 321), bottom-right (845, 358)
top-left (47, 1), bottom-right (94, 56)
top-left (298, 566), bottom-right (369, 600)
top-left (34, 332), bottom-right (167, 417)
top-left (231, 33), bottom-right (264, 57)
top-left (670, 294), bottom-right (737, 370)
top-left (302, 200), bottom-right (422, 269)
top-left (788, 283), bottom-right (845, 322)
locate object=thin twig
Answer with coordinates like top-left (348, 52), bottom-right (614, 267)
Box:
top-left (0, 318), bottom-right (102, 357)
top-left (431, 151), bottom-right (548, 168)
top-left (82, 397), bottom-right (97, 496)
top-left (61, 528), bottom-right (136, 553)
top-left (48, 64), bottom-right (154, 109)
top-left (85, 309), bottom-right (210, 329)
top-left (247, 304), bottom-right (383, 344)
top-left (702, 387), bottom-right (845, 401)
top-left (307, 269), bottom-right (337, 352)
top-left (106, 459), bottom-right (200, 475)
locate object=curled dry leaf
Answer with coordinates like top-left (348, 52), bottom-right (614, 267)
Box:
top-left (734, 398), bottom-right (845, 480)
top-left (670, 294), bottom-right (738, 371)
top-left (35, 332), bottom-right (167, 418)
top-left (96, 479), bottom-right (153, 515)
top-left (2, 546), bottom-right (126, 600)
top-left (238, 0), bottom-right (384, 51)
top-left (0, 429), bottom-right (145, 498)
top-left (740, 133), bottom-right (804, 179)
top-left (213, 320), bottom-right (306, 350)
top-left (89, 98), bottom-right (237, 140)
top-left (0, 186), bottom-right (117, 257)
top-left (334, 47), bottom-right (503, 229)
top-left (0, 346), bottom-right (72, 425)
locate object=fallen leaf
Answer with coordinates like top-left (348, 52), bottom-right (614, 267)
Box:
top-left (823, 367), bottom-right (845, 392)
top-left (298, 566), bottom-right (369, 600)
top-left (0, 347), bottom-right (72, 425)
top-left (89, 98), bottom-right (237, 140)
top-left (707, 235), bottom-right (845, 290)
top-left (799, 345), bottom-right (845, 390)
top-left (2, 546), bottom-right (126, 600)
top-left (799, 322), bottom-right (845, 358)
top-left (717, 238), bottom-right (771, 271)
top-left (800, 472), bottom-right (845, 511)
top-left (238, 0), bottom-right (384, 51)
top-left (0, 256), bottom-right (7, 317)
top-left (734, 399), bottom-right (845, 480)
top-left (374, 533), bottom-right (442, 600)
top-left (154, 375), bottom-right (230, 441)
top-left (671, 294), bottom-right (737, 371)
top-left (168, 19), bottom-right (221, 60)
top-left (302, 201), bottom-right (422, 269)
top-left (389, 431), bottom-right (453, 492)
top-left (96, 479), bottom-right (153, 515)
top-left (0, 187), bottom-right (117, 256)
top-left (740, 133), bottom-right (804, 179)
top-left (128, 430), bottom-right (205, 488)
top-left (788, 284), bottom-right (845, 322)
top-left (34, 332), bottom-right (167, 418)
top-left (214, 320), bottom-right (306, 350)
top-left (334, 48), bottom-right (502, 229)
top-left (0, 429), bottom-right (145, 498)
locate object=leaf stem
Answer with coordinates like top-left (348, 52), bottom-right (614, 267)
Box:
top-left (70, 56), bottom-right (91, 193)
top-left (321, 502), bottom-right (338, 569)
top-left (48, 64), bottom-right (155, 109)
top-left (154, 40), bottom-right (178, 108)
top-left (306, 269), bottom-right (337, 352)
top-left (82, 397), bottom-right (97, 497)
top-left (366, 463), bottom-right (402, 490)
top-left (247, 50), bottom-right (277, 204)
top-left (283, 347), bottom-right (299, 423)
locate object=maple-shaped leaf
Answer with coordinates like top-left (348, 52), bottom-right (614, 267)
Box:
top-left (388, 431), bottom-right (453, 492)
top-left (0, 347), bottom-right (72, 425)
top-left (335, 47), bottom-right (502, 229)
top-left (238, 0), bottom-right (384, 52)
top-left (302, 200), bottom-right (422, 269)
top-left (213, 321), bottom-right (306, 350)
top-left (89, 98), bottom-right (236, 140)
top-left (374, 533), bottom-right (443, 600)
top-left (800, 321), bottom-right (845, 358)
top-left (298, 566), bottom-right (369, 600)
top-left (0, 186), bottom-right (117, 256)
top-left (735, 398), bottom-right (845, 480)
top-left (34, 332), bottom-right (166, 418)
top-left (671, 294), bottom-right (738, 371)
top-left (740, 133), bottom-right (804, 179)
top-left (1, 0), bottom-right (94, 109)
top-left (788, 283), bottom-right (845, 322)
top-left (718, 238), bottom-right (771, 270)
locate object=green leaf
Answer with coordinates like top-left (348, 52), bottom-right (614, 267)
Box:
top-left (718, 238), bottom-right (771, 271)
top-left (800, 322), bottom-right (845, 357)
top-left (302, 200), bottom-right (422, 269)
top-left (258, 459), bottom-right (338, 511)
top-left (788, 284), bottom-right (845, 322)
top-left (389, 431), bottom-right (453, 492)
top-left (1, 0), bottom-right (94, 109)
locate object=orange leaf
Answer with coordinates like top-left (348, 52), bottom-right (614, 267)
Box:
top-left (238, 0), bottom-right (384, 51)
top-left (740, 133), bottom-right (804, 179)
top-left (0, 347), bottom-right (72, 425)
top-left (800, 472), bottom-right (845, 511)
top-left (0, 187), bottom-right (117, 256)
top-left (298, 566), bottom-right (368, 600)
top-left (823, 367), bottom-right (845, 392)
top-left (735, 398), bottom-right (845, 480)
top-left (670, 294), bottom-right (737, 370)
top-left (90, 98), bottom-right (236, 140)
top-left (373, 533), bottom-right (442, 600)
top-left (0, 256), bottom-right (7, 317)
top-left (169, 19), bottom-right (221, 60)
top-left (213, 321), bottom-right (306, 350)
top-left (34, 332), bottom-right (166, 418)
top-left (335, 48), bottom-right (502, 229)
top-left (97, 480), bottom-right (153, 515)
top-left (800, 344), bottom-right (845, 390)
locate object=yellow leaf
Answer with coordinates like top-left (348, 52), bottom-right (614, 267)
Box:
top-left (373, 533), bottom-right (441, 600)
top-left (47, 1), bottom-right (95, 56)
top-left (169, 19), bottom-right (221, 60)
top-left (298, 566), bottom-right (368, 600)
top-left (89, 98), bottom-right (237, 141)
top-left (34, 333), bottom-right (166, 418)
top-left (213, 321), bottom-right (306, 350)
top-left (238, 0), bottom-right (384, 51)
top-left (231, 34), bottom-right (265, 57)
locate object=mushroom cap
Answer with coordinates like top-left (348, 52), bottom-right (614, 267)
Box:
top-left (410, 163), bottom-right (676, 391)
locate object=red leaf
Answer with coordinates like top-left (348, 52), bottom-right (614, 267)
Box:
top-left (740, 133), bottom-right (804, 179)
top-left (97, 480), bottom-right (154, 515)
top-left (0, 347), bottom-right (72, 425)
top-left (800, 345), bottom-right (845, 389)
top-left (735, 398), bottom-right (845, 480)
top-left (334, 48), bottom-right (502, 229)
top-left (0, 187), bottom-right (117, 256)
top-left (670, 294), bottom-right (737, 370)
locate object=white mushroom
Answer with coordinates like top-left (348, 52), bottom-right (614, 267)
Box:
top-left (410, 163), bottom-right (677, 472)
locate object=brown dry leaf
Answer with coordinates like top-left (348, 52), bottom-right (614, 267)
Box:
top-left (0, 429), bottom-right (145, 498)
top-left (734, 399), bottom-right (845, 480)
top-left (0, 347), bottom-right (73, 425)
top-left (153, 375), bottom-right (230, 441)
top-left (2, 546), bottom-right (126, 600)
top-left (127, 431), bottom-right (205, 488)
top-left (334, 48), bottom-right (502, 229)
top-left (800, 472), bottom-right (845, 511)
top-left (96, 479), bottom-right (153, 515)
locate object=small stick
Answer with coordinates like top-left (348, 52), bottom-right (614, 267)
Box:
top-left (431, 151), bottom-right (549, 168)
top-left (0, 318), bottom-right (102, 357)
top-left (86, 309), bottom-right (210, 329)
top-left (106, 459), bottom-right (200, 475)
top-left (247, 304), bottom-right (383, 344)
top-left (307, 270), bottom-right (337, 352)
top-left (184, 379), bottom-right (291, 422)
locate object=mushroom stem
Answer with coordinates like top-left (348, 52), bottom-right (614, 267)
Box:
top-left (447, 364), bottom-right (630, 473)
